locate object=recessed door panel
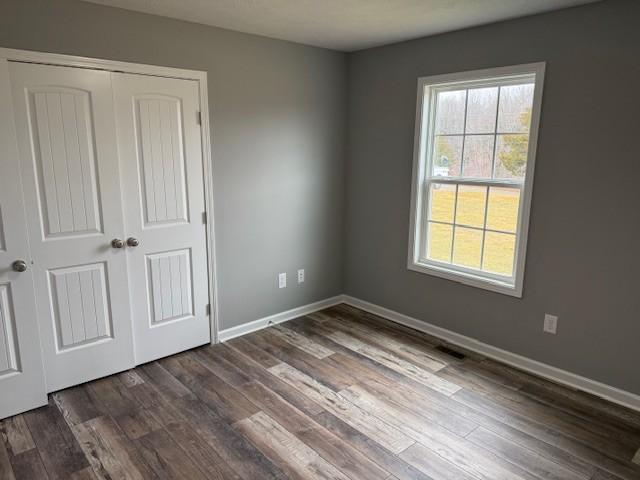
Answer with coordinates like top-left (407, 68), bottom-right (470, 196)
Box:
top-left (10, 62), bottom-right (135, 392)
top-left (0, 59), bottom-right (47, 419)
top-left (135, 96), bottom-right (189, 226)
top-left (49, 263), bottom-right (112, 349)
top-left (114, 73), bottom-right (210, 364)
top-left (0, 284), bottom-right (20, 376)
top-left (147, 249), bottom-right (193, 325)
top-left (28, 88), bottom-right (102, 238)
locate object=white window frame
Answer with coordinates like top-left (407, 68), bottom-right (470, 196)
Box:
top-left (408, 63), bottom-right (545, 297)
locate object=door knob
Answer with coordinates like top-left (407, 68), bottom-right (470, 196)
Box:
top-left (126, 237), bottom-right (140, 247)
top-left (111, 238), bottom-right (125, 249)
top-left (12, 260), bottom-right (28, 272)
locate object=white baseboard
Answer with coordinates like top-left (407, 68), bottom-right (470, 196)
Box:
top-left (218, 296), bottom-right (344, 342)
top-left (342, 295), bottom-right (640, 413)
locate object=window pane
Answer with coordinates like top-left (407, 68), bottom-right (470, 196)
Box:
top-left (462, 135), bottom-right (494, 178)
top-left (432, 136), bottom-right (462, 177)
top-left (453, 226), bottom-right (482, 269)
top-left (497, 84), bottom-right (534, 133)
top-left (427, 222), bottom-right (453, 263)
top-left (429, 183), bottom-right (456, 223)
top-left (495, 134), bottom-right (529, 179)
top-left (483, 232), bottom-right (516, 276)
top-left (435, 90), bottom-right (466, 134)
top-left (455, 185), bottom-right (486, 228)
top-left (465, 87), bottom-right (498, 134)
top-left (486, 187), bottom-right (520, 233)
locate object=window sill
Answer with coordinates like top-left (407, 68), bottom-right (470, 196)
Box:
top-left (407, 261), bottom-right (523, 298)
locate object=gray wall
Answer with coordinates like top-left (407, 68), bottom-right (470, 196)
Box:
top-left (344, 0), bottom-right (640, 394)
top-left (0, 0), bottom-right (347, 330)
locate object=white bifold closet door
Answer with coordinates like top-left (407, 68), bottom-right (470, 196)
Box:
top-left (112, 73), bottom-right (210, 365)
top-left (9, 62), bottom-right (136, 392)
top-left (6, 61), bottom-right (211, 395)
top-left (0, 60), bottom-right (47, 419)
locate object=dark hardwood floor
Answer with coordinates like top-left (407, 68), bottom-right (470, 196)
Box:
top-left (1, 304), bottom-right (640, 479)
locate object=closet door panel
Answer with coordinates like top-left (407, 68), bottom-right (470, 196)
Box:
top-left (0, 59), bottom-right (47, 419)
top-left (113, 73), bottom-right (210, 364)
top-left (9, 62), bottom-right (134, 392)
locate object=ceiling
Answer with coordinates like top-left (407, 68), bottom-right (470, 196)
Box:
top-left (83, 0), bottom-right (600, 51)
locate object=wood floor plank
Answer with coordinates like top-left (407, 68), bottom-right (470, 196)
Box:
top-left (238, 379), bottom-right (390, 480)
top-left (168, 396), bottom-right (289, 480)
top-left (271, 324), bottom-right (335, 358)
top-left (246, 329), bottom-right (356, 391)
top-left (398, 442), bottom-right (478, 480)
top-left (118, 370), bottom-right (145, 388)
top-left (312, 410), bottom-right (437, 480)
top-left (269, 362), bottom-right (415, 454)
top-left (136, 428), bottom-right (208, 480)
top-left (467, 426), bottom-right (587, 480)
top-left (354, 381), bottom-right (476, 437)
top-left (164, 421), bottom-right (242, 480)
top-left (0, 436), bottom-right (15, 480)
top-left (235, 411), bottom-right (352, 480)
top-left (160, 353), bottom-right (259, 423)
top-left (325, 316), bottom-right (447, 371)
top-left (226, 336), bottom-right (282, 368)
top-left (441, 364), bottom-right (640, 457)
top-left (359, 373), bottom-right (598, 479)
top-left (309, 319), bottom-right (461, 395)
top-left (217, 342), bottom-right (326, 416)
top-left (338, 384), bottom-right (538, 480)
top-left (23, 399), bottom-right (90, 480)
top-left (0, 415), bottom-right (35, 456)
top-left (52, 386), bottom-right (101, 427)
top-left (453, 388), bottom-right (640, 480)
top-left (71, 416), bottom-right (156, 480)
top-left (8, 449), bottom-right (49, 480)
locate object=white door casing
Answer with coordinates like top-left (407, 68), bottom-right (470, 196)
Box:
top-left (0, 59), bottom-right (48, 418)
top-left (9, 62), bottom-right (135, 392)
top-left (113, 73), bottom-right (211, 364)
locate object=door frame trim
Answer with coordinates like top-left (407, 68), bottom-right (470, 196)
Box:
top-left (0, 47), bottom-right (220, 343)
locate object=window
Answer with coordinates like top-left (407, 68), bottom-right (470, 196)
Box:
top-left (408, 64), bottom-right (545, 296)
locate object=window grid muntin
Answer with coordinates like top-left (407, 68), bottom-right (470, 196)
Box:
top-left (421, 75), bottom-right (534, 282)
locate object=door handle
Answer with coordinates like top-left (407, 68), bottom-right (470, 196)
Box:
top-left (12, 260), bottom-right (28, 272)
top-left (111, 238), bottom-right (125, 249)
top-left (126, 237), bottom-right (140, 247)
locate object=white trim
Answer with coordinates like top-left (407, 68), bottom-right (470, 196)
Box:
top-left (408, 63), bottom-right (546, 298)
top-left (0, 47), bottom-right (219, 342)
top-left (218, 296), bottom-right (344, 342)
top-left (342, 295), bottom-right (640, 413)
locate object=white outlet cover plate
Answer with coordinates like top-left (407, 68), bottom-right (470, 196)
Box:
top-left (278, 273), bottom-right (287, 288)
top-left (544, 314), bottom-right (558, 334)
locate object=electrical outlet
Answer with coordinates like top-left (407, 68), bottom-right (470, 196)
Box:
top-left (278, 273), bottom-right (287, 289)
top-left (297, 269), bottom-right (305, 284)
top-left (543, 314), bottom-right (558, 334)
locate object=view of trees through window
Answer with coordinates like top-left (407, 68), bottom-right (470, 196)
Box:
top-left (424, 80), bottom-right (534, 277)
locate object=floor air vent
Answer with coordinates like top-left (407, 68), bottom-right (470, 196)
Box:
top-left (435, 345), bottom-right (466, 360)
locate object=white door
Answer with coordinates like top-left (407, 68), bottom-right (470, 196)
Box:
top-left (0, 60), bottom-right (47, 418)
top-left (112, 73), bottom-right (211, 364)
top-left (9, 62), bottom-right (135, 392)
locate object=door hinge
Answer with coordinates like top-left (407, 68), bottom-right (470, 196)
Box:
top-left (202, 211), bottom-right (207, 224)
top-left (197, 111), bottom-right (202, 125)
top-left (206, 303), bottom-right (211, 316)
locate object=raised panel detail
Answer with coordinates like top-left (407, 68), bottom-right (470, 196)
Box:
top-left (49, 263), bottom-right (112, 350)
top-left (0, 285), bottom-right (20, 376)
top-left (28, 88), bottom-right (103, 239)
top-left (147, 249), bottom-right (193, 325)
top-left (135, 96), bottom-right (188, 226)
top-left (0, 205), bottom-right (5, 252)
